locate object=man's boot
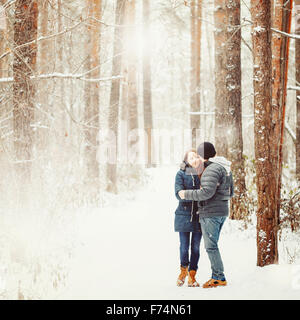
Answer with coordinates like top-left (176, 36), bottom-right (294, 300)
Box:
top-left (202, 278), bottom-right (227, 288)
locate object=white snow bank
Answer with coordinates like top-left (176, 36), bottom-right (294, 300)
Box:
top-left (54, 166), bottom-right (300, 300)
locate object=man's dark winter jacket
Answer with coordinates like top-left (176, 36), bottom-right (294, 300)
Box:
top-left (174, 161), bottom-right (201, 232)
top-left (184, 156), bottom-right (234, 218)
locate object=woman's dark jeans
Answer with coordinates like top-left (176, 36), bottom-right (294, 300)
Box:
top-left (179, 232), bottom-right (202, 271)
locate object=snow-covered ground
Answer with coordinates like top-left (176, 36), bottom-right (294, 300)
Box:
top-left (55, 166), bottom-right (300, 300)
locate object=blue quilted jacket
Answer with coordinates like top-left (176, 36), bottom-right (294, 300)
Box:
top-left (174, 161), bottom-right (201, 232)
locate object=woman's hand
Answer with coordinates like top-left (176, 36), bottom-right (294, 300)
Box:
top-left (178, 190), bottom-right (185, 199)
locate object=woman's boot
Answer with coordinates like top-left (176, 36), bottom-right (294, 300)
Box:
top-left (188, 270), bottom-right (200, 287)
top-left (177, 266), bottom-right (188, 286)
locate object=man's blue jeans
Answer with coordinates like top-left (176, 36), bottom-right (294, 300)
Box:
top-left (200, 216), bottom-right (226, 281)
top-left (179, 232), bottom-right (202, 271)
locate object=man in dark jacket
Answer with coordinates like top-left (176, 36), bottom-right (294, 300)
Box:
top-left (178, 142), bottom-right (234, 288)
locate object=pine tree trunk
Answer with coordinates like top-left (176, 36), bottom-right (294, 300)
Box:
top-left (143, 0), bottom-right (154, 168)
top-left (214, 0), bottom-right (228, 157)
top-left (196, 0), bottom-right (201, 123)
top-left (13, 0), bottom-right (38, 180)
top-left (0, 1), bottom-right (6, 161)
top-left (57, 0), bottom-right (66, 138)
top-left (37, 0), bottom-right (50, 151)
top-left (225, 0), bottom-right (247, 220)
top-left (106, 0), bottom-right (126, 193)
top-left (0, 1), bottom-right (5, 78)
top-left (84, 0), bottom-right (101, 187)
top-left (124, 0), bottom-right (139, 166)
top-left (251, 0), bottom-right (278, 266)
top-left (296, 1), bottom-right (300, 183)
top-left (273, 0), bottom-right (293, 226)
top-left (190, 0), bottom-right (201, 148)
top-left (271, 0), bottom-right (284, 222)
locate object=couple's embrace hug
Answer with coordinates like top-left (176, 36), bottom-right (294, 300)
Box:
top-left (174, 142), bottom-right (234, 288)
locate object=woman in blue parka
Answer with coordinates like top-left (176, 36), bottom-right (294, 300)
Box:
top-left (174, 149), bottom-right (202, 287)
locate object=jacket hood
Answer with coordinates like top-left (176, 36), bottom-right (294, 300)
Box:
top-left (180, 160), bottom-right (196, 171)
top-left (209, 156), bottom-right (232, 174)
top-left (180, 161), bottom-right (189, 171)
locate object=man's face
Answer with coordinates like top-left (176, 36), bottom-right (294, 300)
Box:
top-left (197, 154), bottom-right (206, 162)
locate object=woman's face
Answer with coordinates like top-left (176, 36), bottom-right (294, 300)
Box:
top-left (187, 152), bottom-right (201, 168)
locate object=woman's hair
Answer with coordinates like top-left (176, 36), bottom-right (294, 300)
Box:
top-left (183, 148), bottom-right (197, 163)
top-left (182, 148), bottom-right (203, 179)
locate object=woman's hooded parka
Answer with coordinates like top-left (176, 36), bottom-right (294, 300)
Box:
top-left (174, 161), bottom-right (201, 232)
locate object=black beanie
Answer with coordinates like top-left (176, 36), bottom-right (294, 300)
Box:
top-left (197, 142), bottom-right (216, 160)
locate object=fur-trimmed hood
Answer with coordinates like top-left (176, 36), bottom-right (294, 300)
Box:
top-left (209, 156), bottom-right (232, 174)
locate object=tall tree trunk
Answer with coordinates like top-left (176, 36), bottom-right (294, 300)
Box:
top-left (143, 0), bottom-right (154, 168)
top-left (271, 0), bottom-right (284, 222)
top-left (84, 0), bottom-right (101, 187)
top-left (214, 0), bottom-right (228, 157)
top-left (37, 0), bottom-right (50, 151)
top-left (225, 0), bottom-right (247, 220)
top-left (195, 0), bottom-right (201, 146)
top-left (0, 1), bottom-right (6, 78)
top-left (124, 0), bottom-right (139, 166)
top-left (13, 0), bottom-right (38, 181)
top-left (277, 0), bottom-right (293, 217)
top-left (57, 0), bottom-right (65, 136)
top-left (0, 0), bottom-right (6, 162)
top-left (251, 0), bottom-right (278, 266)
top-left (271, 0), bottom-right (293, 226)
top-left (190, 0), bottom-right (201, 148)
top-left (296, 1), bottom-right (300, 183)
top-left (106, 0), bottom-right (126, 194)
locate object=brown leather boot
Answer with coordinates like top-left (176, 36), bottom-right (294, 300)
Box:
top-left (177, 266), bottom-right (188, 287)
top-left (188, 270), bottom-right (200, 287)
top-left (202, 278), bottom-right (227, 288)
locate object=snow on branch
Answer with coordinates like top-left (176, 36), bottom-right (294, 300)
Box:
top-left (0, 77), bottom-right (12, 84)
top-left (0, 15), bottom-right (123, 62)
top-left (189, 111), bottom-right (253, 118)
top-left (271, 28), bottom-right (300, 40)
top-left (2, 0), bottom-right (15, 10)
top-left (35, 73), bottom-right (123, 82)
top-left (0, 19), bottom-right (86, 62)
top-left (287, 85), bottom-right (300, 91)
top-left (0, 73), bottom-right (123, 84)
top-left (284, 121), bottom-right (297, 145)
top-left (0, 14), bottom-right (132, 63)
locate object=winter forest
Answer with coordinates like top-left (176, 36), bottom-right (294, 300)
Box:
top-left (0, 0), bottom-right (299, 300)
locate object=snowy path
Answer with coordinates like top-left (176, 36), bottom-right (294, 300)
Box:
top-left (59, 166), bottom-right (299, 300)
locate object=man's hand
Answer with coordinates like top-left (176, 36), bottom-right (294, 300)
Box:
top-left (178, 190), bottom-right (185, 199)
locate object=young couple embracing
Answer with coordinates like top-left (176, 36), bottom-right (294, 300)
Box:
top-left (174, 142), bottom-right (234, 288)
